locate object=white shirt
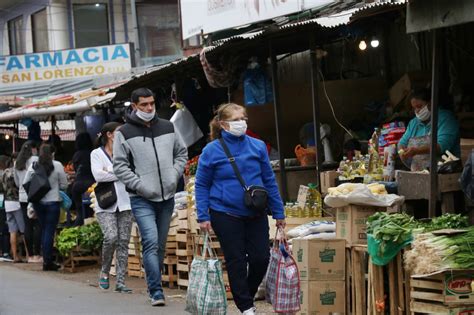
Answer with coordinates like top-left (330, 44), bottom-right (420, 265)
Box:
top-left (90, 147), bottom-right (131, 213)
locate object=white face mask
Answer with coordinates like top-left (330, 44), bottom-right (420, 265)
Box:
top-left (226, 120), bottom-right (247, 137)
top-left (416, 105), bottom-right (431, 122)
top-left (135, 109), bottom-right (156, 122)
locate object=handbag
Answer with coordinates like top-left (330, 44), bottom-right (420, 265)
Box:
top-left (23, 162), bottom-right (51, 203)
top-left (185, 232), bottom-right (227, 314)
top-left (218, 138), bottom-right (269, 215)
top-left (94, 181), bottom-right (117, 209)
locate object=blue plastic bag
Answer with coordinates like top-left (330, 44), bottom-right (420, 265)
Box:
top-left (59, 191), bottom-right (72, 210)
top-left (243, 66), bottom-right (273, 106)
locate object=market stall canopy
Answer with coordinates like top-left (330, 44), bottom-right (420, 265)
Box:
top-left (0, 90), bottom-right (116, 123)
top-left (111, 0), bottom-right (406, 100)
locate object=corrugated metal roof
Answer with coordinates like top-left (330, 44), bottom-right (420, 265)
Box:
top-left (111, 0), bottom-right (407, 99)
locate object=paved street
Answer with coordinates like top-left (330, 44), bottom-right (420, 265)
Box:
top-left (0, 264), bottom-right (189, 315)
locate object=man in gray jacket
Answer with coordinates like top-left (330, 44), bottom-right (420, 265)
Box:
top-left (113, 88), bottom-right (187, 306)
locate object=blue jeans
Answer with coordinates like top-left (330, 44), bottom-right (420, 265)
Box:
top-left (131, 197), bottom-right (174, 299)
top-left (33, 202), bottom-right (60, 265)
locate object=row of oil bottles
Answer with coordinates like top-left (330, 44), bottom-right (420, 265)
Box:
top-left (284, 183), bottom-right (323, 218)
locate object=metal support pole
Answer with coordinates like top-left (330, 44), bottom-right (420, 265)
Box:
top-left (429, 29), bottom-right (441, 218)
top-left (269, 41), bottom-right (288, 202)
top-left (122, 0), bottom-right (129, 43)
top-left (309, 35), bottom-right (323, 190)
top-left (109, 0), bottom-right (116, 44)
top-left (130, 0), bottom-right (141, 66)
top-left (67, 0), bottom-right (74, 48)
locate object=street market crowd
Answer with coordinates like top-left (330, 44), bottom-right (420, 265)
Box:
top-left (0, 88), bottom-right (286, 315)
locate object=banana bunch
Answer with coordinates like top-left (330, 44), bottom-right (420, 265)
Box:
top-left (87, 183), bottom-right (97, 209)
top-left (327, 183), bottom-right (360, 196)
top-left (367, 183), bottom-right (387, 195)
top-left (328, 183), bottom-right (387, 196)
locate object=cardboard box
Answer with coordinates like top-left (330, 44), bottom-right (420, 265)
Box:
top-left (321, 171), bottom-right (339, 194)
top-left (389, 72), bottom-right (430, 108)
top-left (299, 281), bottom-right (346, 315)
top-left (293, 239), bottom-right (345, 281)
top-left (336, 205), bottom-right (383, 246)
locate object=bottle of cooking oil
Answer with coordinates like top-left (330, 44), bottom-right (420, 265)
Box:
top-left (308, 183), bottom-right (322, 217)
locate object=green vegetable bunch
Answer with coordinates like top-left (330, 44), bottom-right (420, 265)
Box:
top-left (367, 212), bottom-right (418, 254)
top-left (56, 222), bottom-right (103, 256)
top-left (427, 226), bottom-right (474, 269)
top-left (420, 213), bottom-right (469, 232)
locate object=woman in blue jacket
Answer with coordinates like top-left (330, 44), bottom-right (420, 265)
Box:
top-left (195, 103), bottom-right (285, 315)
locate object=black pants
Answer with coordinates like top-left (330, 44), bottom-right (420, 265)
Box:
top-left (0, 208), bottom-right (10, 255)
top-left (72, 179), bottom-right (94, 226)
top-left (20, 202), bottom-right (42, 256)
top-left (210, 210), bottom-right (270, 312)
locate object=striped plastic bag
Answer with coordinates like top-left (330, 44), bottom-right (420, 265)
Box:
top-left (266, 228), bottom-right (301, 313)
top-left (185, 233), bottom-right (227, 315)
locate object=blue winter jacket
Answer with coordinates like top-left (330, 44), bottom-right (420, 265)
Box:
top-left (195, 131), bottom-right (285, 222)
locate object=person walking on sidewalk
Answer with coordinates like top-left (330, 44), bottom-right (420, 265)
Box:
top-left (2, 156), bottom-right (25, 263)
top-left (24, 144), bottom-right (68, 271)
top-left (91, 122), bottom-right (133, 293)
top-left (14, 141), bottom-right (42, 263)
top-left (113, 88), bottom-right (187, 306)
top-left (195, 103), bottom-right (286, 315)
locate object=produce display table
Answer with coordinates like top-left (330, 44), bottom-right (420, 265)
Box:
top-left (396, 171), bottom-right (461, 214)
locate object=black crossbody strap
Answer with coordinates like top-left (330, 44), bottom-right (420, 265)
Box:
top-left (218, 138), bottom-right (247, 190)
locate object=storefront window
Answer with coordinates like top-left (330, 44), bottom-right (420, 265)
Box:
top-left (32, 9), bottom-right (49, 52)
top-left (8, 16), bottom-right (25, 55)
top-left (137, 2), bottom-right (183, 66)
top-left (73, 4), bottom-right (109, 48)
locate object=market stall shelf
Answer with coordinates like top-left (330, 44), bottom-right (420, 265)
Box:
top-left (62, 247), bottom-right (101, 273)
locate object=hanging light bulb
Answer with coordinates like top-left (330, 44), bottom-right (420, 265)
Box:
top-left (358, 40), bottom-right (367, 51)
top-left (370, 38), bottom-right (380, 48)
top-left (5, 134), bottom-right (10, 140)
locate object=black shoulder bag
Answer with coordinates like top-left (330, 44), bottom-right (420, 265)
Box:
top-left (94, 148), bottom-right (118, 209)
top-left (23, 162), bottom-right (52, 203)
top-left (218, 138), bottom-right (269, 215)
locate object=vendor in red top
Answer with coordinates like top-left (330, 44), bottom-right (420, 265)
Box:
top-left (398, 88), bottom-right (460, 171)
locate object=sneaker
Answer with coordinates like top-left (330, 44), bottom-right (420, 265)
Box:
top-left (99, 276), bottom-right (110, 290)
top-left (115, 284), bottom-right (132, 293)
top-left (242, 307), bottom-right (256, 315)
top-left (151, 297), bottom-right (166, 306)
top-left (2, 254), bottom-right (14, 262)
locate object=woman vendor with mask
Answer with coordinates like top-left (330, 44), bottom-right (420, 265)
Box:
top-left (398, 88), bottom-right (460, 171)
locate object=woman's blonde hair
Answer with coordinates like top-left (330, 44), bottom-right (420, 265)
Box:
top-left (209, 103), bottom-right (246, 140)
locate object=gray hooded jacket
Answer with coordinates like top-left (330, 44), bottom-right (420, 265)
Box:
top-left (113, 111), bottom-right (188, 202)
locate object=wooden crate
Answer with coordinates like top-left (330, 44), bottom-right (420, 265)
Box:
top-left (128, 255), bottom-right (145, 278)
top-left (410, 301), bottom-right (474, 314)
top-left (161, 262), bottom-right (177, 288)
top-left (177, 270), bottom-right (189, 289)
top-left (367, 252), bottom-right (408, 315)
top-left (62, 247), bottom-right (100, 273)
top-left (410, 270), bottom-right (474, 307)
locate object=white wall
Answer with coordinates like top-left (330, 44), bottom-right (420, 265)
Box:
top-left (49, 2), bottom-right (70, 50)
top-left (2, 23), bottom-right (8, 55)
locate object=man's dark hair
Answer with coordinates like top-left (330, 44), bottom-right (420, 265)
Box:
top-left (131, 88), bottom-right (155, 104)
top-left (410, 88), bottom-right (431, 103)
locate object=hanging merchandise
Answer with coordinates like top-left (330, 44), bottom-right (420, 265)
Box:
top-left (199, 47), bottom-right (241, 88)
top-left (243, 59), bottom-right (273, 106)
top-left (170, 106), bottom-right (204, 148)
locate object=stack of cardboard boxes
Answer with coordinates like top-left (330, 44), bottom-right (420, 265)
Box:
top-left (293, 238), bottom-right (346, 314)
